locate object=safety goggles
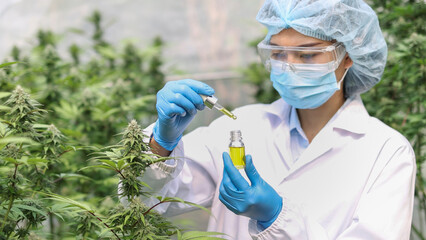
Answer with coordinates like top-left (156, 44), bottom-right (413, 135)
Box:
top-left (257, 40), bottom-right (346, 77)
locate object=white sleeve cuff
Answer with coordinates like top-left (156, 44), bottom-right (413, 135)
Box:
top-left (143, 122), bottom-right (180, 174)
top-left (139, 123), bottom-right (185, 189)
top-left (248, 197), bottom-right (291, 240)
top-left (142, 140), bottom-right (185, 182)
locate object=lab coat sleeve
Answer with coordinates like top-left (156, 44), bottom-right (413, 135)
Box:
top-left (134, 123), bottom-right (219, 217)
top-left (249, 138), bottom-right (416, 240)
top-left (336, 139), bottom-right (416, 239)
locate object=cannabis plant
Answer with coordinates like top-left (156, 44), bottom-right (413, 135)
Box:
top-left (0, 85), bottom-right (224, 239)
top-left (0, 85), bottom-right (73, 239)
top-left (0, 9), bottom-right (226, 240)
top-left (82, 120), bottom-right (224, 239)
top-left (0, 10), bottom-right (168, 236)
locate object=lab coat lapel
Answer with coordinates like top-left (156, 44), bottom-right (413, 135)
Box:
top-left (284, 95), bottom-right (369, 178)
top-left (273, 122), bottom-right (293, 171)
top-left (266, 100), bottom-right (294, 178)
top-left (288, 126), bottom-right (337, 176)
top-left (262, 99), bottom-right (294, 181)
top-left (266, 98), bottom-right (337, 179)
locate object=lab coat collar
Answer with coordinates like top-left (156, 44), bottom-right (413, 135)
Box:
top-left (265, 95), bottom-right (369, 135)
top-left (282, 95), bottom-right (370, 180)
top-left (331, 95), bottom-right (370, 135)
top-left (288, 106), bottom-right (308, 141)
top-left (288, 106), bottom-right (300, 132)
top-left (265, 98), bottom-right (290, 121)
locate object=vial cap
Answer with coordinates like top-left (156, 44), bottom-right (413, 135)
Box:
top-left (230, 130), bottom-right (242, 141)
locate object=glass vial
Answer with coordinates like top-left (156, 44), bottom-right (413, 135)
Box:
top-left (229, 130), bottom-right (245, 169)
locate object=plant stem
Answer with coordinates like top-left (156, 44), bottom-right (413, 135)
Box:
top-left (412, 224), bottom-right (426, 240)
top-left (143, 200), bottom-right (170, 216)
top-left (87, 211), bottom-right (121, 240)
top-left (117, 170), bottom-right (126, 180)
top-left (416, 171), bottom-right (426, 235)
top-left (0, 164), bottom-right (19, 233)
top-left (418, 137), bottom-right (426, 227)
top-left (58, 149), bottom-right (72, 158)
top-left (0, 196), bottom-right (14, 233)
top-left (53, 177), bottom-right (63, 183)
top-left (143, 201), bottom-right (163, 216)
top-left (50, 213), bottom-right (55, 240)
top-left (419, 189), bottom-right (424, 235)
top-left (31, 166), bottom-right (39, 198)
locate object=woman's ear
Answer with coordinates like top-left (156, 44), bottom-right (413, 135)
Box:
top-left (344, 54), bottom-right (353, 69)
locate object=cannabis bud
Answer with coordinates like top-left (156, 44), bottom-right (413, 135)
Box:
top-left (5, 86), bottom-right (45, 135)
top-left (43, 124), bottom-right (65, 158)
top-left (121, 120), bottom-right (149, 156)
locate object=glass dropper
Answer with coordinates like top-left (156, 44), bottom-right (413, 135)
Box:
top-left (200, 94), bottom-right (237, 120)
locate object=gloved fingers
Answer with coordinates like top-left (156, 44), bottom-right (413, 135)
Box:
top-left (171, 83), bottom-right (206, 110)
top-left (157, 97), bottom-right (187, 119)
top-left (221, 169), bottom-right (246, 198)
top-left (219, 188), bottom-right (247, 214)
top-left (219, 180), bottom-right (237, 202)
top-left (222, 152), bottom-right (250, 190)
top-left (219, 193), bottom-right (240, 215)
top-left (157, 86), bottom-right (198, 117)
top-left (222, 182), bottom-right (246, 199)
top-left (219, 180), bottom-right (244, 204)
top-left (166, 92), bottom-right (198, 116)
top-left (221, 167), bottom-right (239, 192)
top-left (179, 79), bottom-right (215, 96)
top-left (244, 155), bottom-right (261, 186)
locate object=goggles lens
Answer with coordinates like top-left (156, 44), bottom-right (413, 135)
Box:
top-left (257, 41), bottom-right (346, 76)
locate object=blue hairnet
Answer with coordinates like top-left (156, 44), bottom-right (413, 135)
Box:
top-left (256, 0), bottom-right (388, 96)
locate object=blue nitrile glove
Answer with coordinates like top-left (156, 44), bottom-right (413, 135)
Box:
top-left (219, 153), bottom-right (283, 229)
top-left (152, 79), bottom-right (215, 151)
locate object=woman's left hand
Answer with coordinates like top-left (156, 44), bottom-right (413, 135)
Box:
top-left (219, 153), bottom-right (283, 229)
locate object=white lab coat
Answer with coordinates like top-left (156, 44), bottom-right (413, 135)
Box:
top-left (140, 95), bottom-right (415, 240)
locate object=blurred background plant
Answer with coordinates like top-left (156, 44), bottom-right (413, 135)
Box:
top-left (1, 9), bottom-right (165, 210)
top-left (0, 10), bottom-right (225, 239)
top-left (242, 0), bottom-right (425, 239)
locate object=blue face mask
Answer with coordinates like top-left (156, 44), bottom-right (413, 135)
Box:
top-left (270, 68), bottom-right (348, 109)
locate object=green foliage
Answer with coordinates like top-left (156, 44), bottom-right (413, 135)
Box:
top-left (0, 85), bottom-right (70, 239)
top-left (0, 9), bottom-right (164, 227)
top-left (1, 13), bottom-right (164, 148)
top-left (85, 120), bottom-right (222, 239)
top-left (363, 0), bottom-right (425, 237)
top-left (243, 0), bottom-right (425, 238)
top-left (1, 11), bottom-right (224, 240)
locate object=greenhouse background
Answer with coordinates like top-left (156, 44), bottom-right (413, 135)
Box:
top-left (0, 0), bottom-right (262, 132)
top-left (0, 0), bottom-right (424, 239)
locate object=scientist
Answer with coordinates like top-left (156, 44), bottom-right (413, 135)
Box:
top-left (139, 0), bottom-right (416, 239)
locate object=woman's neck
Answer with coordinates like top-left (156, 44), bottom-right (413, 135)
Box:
top-left (297, 91), bottom-right (345, 143)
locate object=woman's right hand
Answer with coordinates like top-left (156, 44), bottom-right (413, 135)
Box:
top-left (152, 79), bottom-right (215, 151)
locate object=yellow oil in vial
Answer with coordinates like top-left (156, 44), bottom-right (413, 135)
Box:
top-left (229, 147), bottom-right (245, 169)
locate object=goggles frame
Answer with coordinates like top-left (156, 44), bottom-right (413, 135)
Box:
top-left (257, 40), bottom-right (347, 76)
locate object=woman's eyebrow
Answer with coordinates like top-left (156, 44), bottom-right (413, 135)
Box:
top-left (298, 42), bottom-right (322, 47)
top-left (269, 42), bottom-right (323, 47)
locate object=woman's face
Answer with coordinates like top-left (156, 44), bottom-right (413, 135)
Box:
top-left (270, 28), bottom-right (352, 82)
